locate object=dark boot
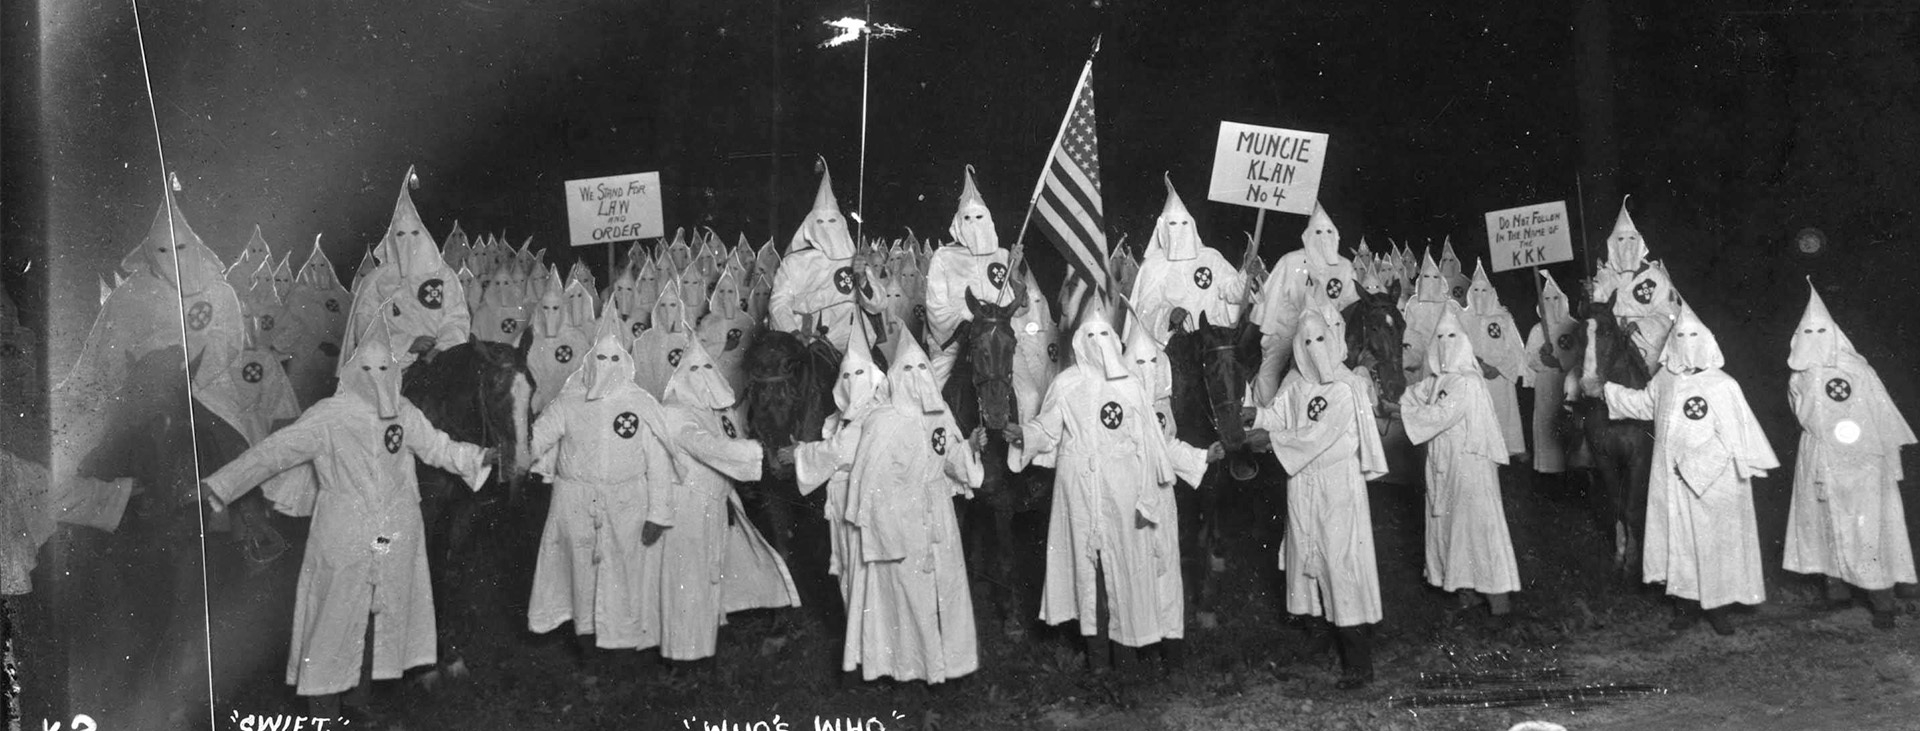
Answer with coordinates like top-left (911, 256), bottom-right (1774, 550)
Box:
top-left (1300, 617), bottom-right (1336, 664)
top-left (1704, 606), bottom-right (1735, 636)
top-left (1161, 639), bottom-right (1187, 672)
top-left (1869, 588), bottom-right (1897, 631)
top-left (1086, 634), bottom-right (1113, 672)
top-left (1668, 598), bottom-right (1701, 631)
top-left (1333, 625), bottom-right (1374, 690)
top-left (1823, 577), bottom-right (1856, 611)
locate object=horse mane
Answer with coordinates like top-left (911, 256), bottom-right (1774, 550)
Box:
top-left (741, 330), bottom-right (839, 447)
top-left (402, 339), bottom-right (532, 479)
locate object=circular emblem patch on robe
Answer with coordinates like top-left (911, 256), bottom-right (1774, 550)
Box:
top-left (241, 362), bottom-right (264, 383)
top-left (931, 426), bottom-right (947, 455)
top-left (1325, 277), bottom-right (1344, 300)
top-left (384, 424), bottom-right (405, 454)
top-left (1193, 267), bottom-right (1214, 290)
top-left (833, 267), bottom-right (855, 294)
top-left (667, 348), bottom-right (684, 367)
top-left (186, 301), bottom-right (215, 331)
top-left (613, 411), bottom-right (639, 439)
top-left (1307, 395), bottom-right (1328, 421)
top-left (260, 314), bottom-right (276, 331)
top-left (1632, 279), bottom-right (1656, 305)
top-left (1683, 396), bottom-right (1709, 420)
top-left (1486, 322), bottom-right (1502, 339)
top-left (500, 318), bottom-right (518, 335)
top-left (726, 328), bottom-right (743, 351)
top-left (554, 345), bottom-right (574, 364)
top-left (1099, 401), bottom-right (1124, 430)
top-left (987, 262), bottom-right (1008, 289)
top-left (1556, 333), bottom-right (1576, 352)
top-left (722, 415), bottom-right (738, 438)
top-left (417, 278), bottom-right (446, 310)
top-left (325, 298), bottom-right (341, 313)
top-left (1451, 285), bottom-right (1466, 300)
top-left (1046, 342), bottom-right (1059, 363)
top-left (1155, 412), bottom-right (1167, 430)
top-left (913, 304), bottom-right (927, 321)
top-left (631, 321), bottom-right (647, 338)
top-left (1825, 377), bottom-right (1852, 402)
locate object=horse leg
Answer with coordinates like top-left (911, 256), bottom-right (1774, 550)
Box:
top-left (1590, 440), bottom-right (1630, 578)
top-left (1626, 430), bottom-right (1655, 585)
top-left (984, 447), bottom-right (1023, 636)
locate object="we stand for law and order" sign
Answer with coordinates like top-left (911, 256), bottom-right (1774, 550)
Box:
top-left (1484, 200), bottom-right (1573, 273)
top-left (1206, 121), bottom-right (1329, 216)
top-left (564, 171), bottom-right (664, 247)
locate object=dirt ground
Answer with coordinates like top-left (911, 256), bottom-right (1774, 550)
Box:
top-left (14, 454), bottom-right (1884, 731)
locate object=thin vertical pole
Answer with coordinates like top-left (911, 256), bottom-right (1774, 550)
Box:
top-left (1250, 209), bottom-right (1269, 260)
top-left (855, 0), bottom-right (872, 245)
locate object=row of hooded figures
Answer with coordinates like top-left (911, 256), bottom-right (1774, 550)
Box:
top-left (29, 160), bottom-right (1914, 719)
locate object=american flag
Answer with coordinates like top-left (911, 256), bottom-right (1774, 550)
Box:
top-left (1030, 56), bottom-right (1109, 291)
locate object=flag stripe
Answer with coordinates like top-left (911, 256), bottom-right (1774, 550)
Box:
top-left (1048, 158), bottom-right (1105, 230)
top-left (1051, 156), bottom-right (1104, 217)
top-left (1035, 210), bottom-right (1102, 286)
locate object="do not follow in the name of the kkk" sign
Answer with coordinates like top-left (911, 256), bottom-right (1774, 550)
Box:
top-left (1206, 121), bottom-right (1329, 216)
top-left (1484, 200), bottom-right (1573, 273)
top-left (564, 171), bottom-right (664, 247)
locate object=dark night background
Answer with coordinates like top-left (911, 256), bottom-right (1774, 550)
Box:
top-left (4, 0), bottom-right (1920, 705)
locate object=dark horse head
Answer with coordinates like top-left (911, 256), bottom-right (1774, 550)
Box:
top-left (403, 339), bottom-right (536, 497)
top-left (1167, 311), bottom-right (1254, 451)
top-left (1586, 295), bottom-right (1652, 392)
top-left (741, 328), bottom-right (842, 448)
top-left (943, 285), bottom-right (1024, 434)
top-left (1341, 283), bottom-right (1407, 406)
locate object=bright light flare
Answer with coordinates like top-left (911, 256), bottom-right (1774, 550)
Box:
top-left (819, 17), bottom-right (910, 48)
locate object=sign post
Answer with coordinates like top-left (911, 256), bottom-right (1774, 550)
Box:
top-left (1207, 120), bottom-right (1329, 258)
top-left (565, 171), bottom-right (664, 282)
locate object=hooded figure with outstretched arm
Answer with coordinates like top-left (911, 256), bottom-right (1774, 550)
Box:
top-left (787, 319), bottom-right (890, 671)
top-left (842, 333), bottom-right (985, 684)
top-left (654, 339), bottom-right (801, 662)
top-left (526, 307), bottom-right (680, 664)
top-left (1401, 304), bottom-right (1521, 617)
top-left (1005, 306), bottom-right (1222, 671)
top-left (1254, 203), bottom-right (1359, 405)
top-left (1245, 306), bottom-right (1388, 690)
top-left (1781, 283), bottom-right (1916, 630)
top-left (201, 316), bottom-right (494, 717)
top-left (1595, 302), bottom-right (1777, 635)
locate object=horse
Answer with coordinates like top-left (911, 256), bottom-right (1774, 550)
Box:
top-left (942, 284), bottom-right (1038, 636)
top-left (61, 345), bottom-right (254, 723)
top-left (1163, 309), bottom-right (1257, 629)
top-left (738, 325), bottom-right (843, 625)
top-left (1342, 285), bottom-right (1418, 483)
top-left (401, 337), bottom-right (536, 679)
top-left (1556, 294), bottom-right (1654, 581)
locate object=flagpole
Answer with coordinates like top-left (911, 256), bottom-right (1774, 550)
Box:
top-left (855, 0), bottom-right (873, 246)
top-left (1013, 36), bottom-right (1101, 254)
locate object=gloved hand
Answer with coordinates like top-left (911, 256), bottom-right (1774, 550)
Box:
top-left (641, 521), bottom-right (669, 546)
top-left (410, 335), bottom-right (439, 355)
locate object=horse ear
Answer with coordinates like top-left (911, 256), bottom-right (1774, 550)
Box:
top-left (1197, 311), bottom-right (1211, 330)
top-left (964, 286), bottom-right (981, 314)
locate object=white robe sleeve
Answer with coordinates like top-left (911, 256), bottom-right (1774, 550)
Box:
top-left (401, 403), bottom-right (492, 491)
top-left (202, 411), bottom-right (329, 507)
top-left (942, 416), bottom-right (986, 493)
top-left (794, 418), bottom-right (855, 495)
top-left (528, 402), bottom-right (565, 480)
top-left (922, 252), bottom-right (971, 346)
top-left (1400, 374), bottom-right (1472, 446)
top-left (1266, 389), bottom-right (1355, 476)
top-left (1015, 375), bottom-right (1071, 468)
top-left (674, 419), bottom-right (765, 483)
top-left (1602, 381), bottom-right (1656, 421)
